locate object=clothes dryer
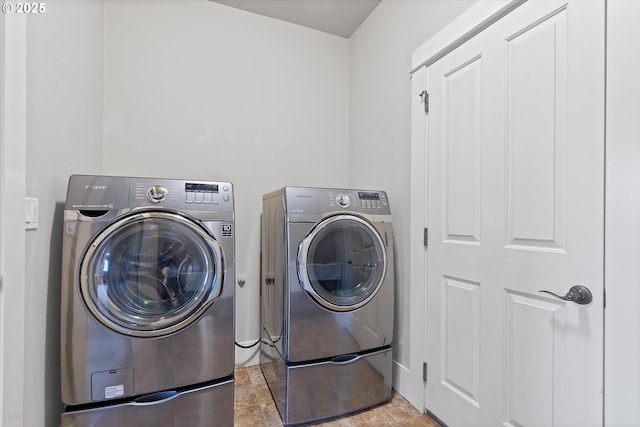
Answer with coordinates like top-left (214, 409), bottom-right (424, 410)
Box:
top-left (60, 175), bottom-right (235, 427)
top-left (261, 186), bottom-right (394, 426)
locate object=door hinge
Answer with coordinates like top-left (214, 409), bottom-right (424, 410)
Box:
top-left (423, 362), bottom-right (428, 383)
top-left (424, 228), bottom-right (428, 248)
top-left (419, 90), bottom-right (429, 114)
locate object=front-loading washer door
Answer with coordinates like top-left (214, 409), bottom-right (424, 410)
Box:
top-left (297, 214), bottom-right (387, 312)
top-left (80, 211), bottom-right (224, 338)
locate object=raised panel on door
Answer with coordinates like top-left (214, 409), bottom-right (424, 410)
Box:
top-left (504, 291), bottom-right (567, 427)
top-left (441, 276), bottom-right (480, 407)
top-left (443, 57), bottom-right (482, 246)
top-left (506, 6), bottom-right (567, 252)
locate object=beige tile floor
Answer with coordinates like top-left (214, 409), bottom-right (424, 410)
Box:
top-left (234, 366), bottom-right (440, 427)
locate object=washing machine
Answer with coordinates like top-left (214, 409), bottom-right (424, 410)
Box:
top-left (260, 186), bottom-right (394, 426)
top-left (60, 175), bottom-right (235, 427)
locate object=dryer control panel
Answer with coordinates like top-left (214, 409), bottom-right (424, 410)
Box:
top-left (328, 190), bottom-right (389, 212)
top-left (283, 187), bottom-right (390, 215)
top-left (357, 191), bottom-right (386, 210)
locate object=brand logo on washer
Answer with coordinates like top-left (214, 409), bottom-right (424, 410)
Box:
top-left (85, 185), bottom-right (108, 190)
top-left (222, 224), bottom-right (232, 238)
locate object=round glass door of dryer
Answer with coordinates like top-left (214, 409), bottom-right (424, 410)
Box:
top-left (80, 211), bottom-right (224, 337)
top-left (297, 215), bottom-right (387, 312)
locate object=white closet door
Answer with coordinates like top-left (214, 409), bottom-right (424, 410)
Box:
top-left (425, 2), bottom-right (605, 426)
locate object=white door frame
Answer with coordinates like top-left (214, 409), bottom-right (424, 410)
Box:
top-left (604, 1), bottom-right (640, 424)
top-left (408, 0), bottom-right (530, 414)
top-left (398, 64), bottom-right (427, 410)
top-left (0, 11), bottom-right (27, 427)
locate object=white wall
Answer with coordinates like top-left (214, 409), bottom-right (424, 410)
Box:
top-left (605, 1), bottom-right (640, 425)
top-left (102, 0), bottom-right (350, 363)
top-left (348, 0), bottom-right (474, 388)
top-left (1, 10), bottom-right (27, 427)
top-left (25, 2), bottom-right (104, 426)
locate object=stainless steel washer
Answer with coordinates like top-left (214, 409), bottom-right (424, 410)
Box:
top-left (60, 175), bottom-right (235, 427)
top-left (261, 186), bottom-right (394, 426)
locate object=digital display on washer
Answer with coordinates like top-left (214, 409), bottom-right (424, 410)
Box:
top-left (185, 183), bottom-right (219, 193)
top-left (358, 192), bottom-right (380, 200)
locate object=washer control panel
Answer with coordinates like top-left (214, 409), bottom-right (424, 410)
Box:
top-left (134, 179), bottom-right (234, 211)
top-left (64, 175), bottom-right (234, 213)
top-left (184, 183), bottom-right (228, 205)
top-left (183, 182), bottom-right (232, 207)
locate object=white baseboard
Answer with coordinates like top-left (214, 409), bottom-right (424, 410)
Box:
top-left (234, 340), bottom-right (261, 367)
